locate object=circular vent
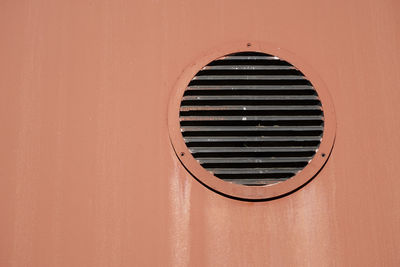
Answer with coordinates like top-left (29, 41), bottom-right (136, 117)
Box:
top-left (168, 45), bottom-right (335, 200)
top-left (180, 52), bottom-right (323, 186)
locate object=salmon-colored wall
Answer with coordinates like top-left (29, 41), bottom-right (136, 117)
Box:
top-left (1, 0), bottom-right (399, 266)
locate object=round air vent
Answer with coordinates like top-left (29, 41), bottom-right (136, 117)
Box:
top-left (168, 43), bottom-right (335, 200)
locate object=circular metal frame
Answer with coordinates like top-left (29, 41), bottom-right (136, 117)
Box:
top-left (168, 42), bottom-right (336, 201)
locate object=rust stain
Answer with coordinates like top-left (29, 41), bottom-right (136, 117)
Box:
top-left (169, 160), bottom-right (192, 266)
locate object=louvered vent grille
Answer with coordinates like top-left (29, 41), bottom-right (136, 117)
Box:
top-left (179, 52), bottom-right (324, 186)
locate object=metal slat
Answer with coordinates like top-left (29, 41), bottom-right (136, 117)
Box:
top-left (181, 125), bottom-right (323, 132)
top-left (196, 157), bottom-right (312, 164)
top-left (209, 168), bottom-right (300, 174)
top-left (180, 115), bottom-right (323, 121)
top-left (186, 85), bottom-right (315, 90)
top-left (183, 136), bottom-right (322, 142)
top-left (189, 147), bottom-right (317, 153)
top-left (182, 95), bottom-right (318, 101)
top-left (222, 179), bottom-right (287, 185)
top-left (202, 65), bottom-right (295, 70)
top-left (180, 105), bottom-right (322, 111)
top-left (218, 56), bottom-right (279, 60)
top-left (193, 75), bottom-right (306, 80)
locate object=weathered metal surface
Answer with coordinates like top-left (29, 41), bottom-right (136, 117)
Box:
top-left (0, 0), bottom-right (399, 266)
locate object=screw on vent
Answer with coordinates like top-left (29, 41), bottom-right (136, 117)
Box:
top-left (179, 51), bottom-right (324, 186)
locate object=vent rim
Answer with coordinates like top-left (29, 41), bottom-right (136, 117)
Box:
top-left (168, 42), bottom-right (336, 201)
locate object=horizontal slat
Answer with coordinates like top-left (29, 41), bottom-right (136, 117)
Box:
top-left (202, 65), bottom-right (294, 70)
top-left (189, 147), bottom-right (317, 153)
top-left (180, 105), bottom-right (321, 111)
top-left (223, 179), bottom-right (286, 185)
top-left (196, 157), bottom-right (312, 164)
top-left (184, 136), bottom-right (321, 142)
top-left (182, 95), bottom-right (318, 101)
top-left (219, 56), bottom-right (279, 60)
top-left (186, 85), bottom-right (314, 90)
top-left (182, 125), bottom-right (323, 132)
top-left (193, 75), bottom-right (305, 80)
top-left (180, 115), bottom-right (323, 121)
top-left (209, 168), bottom-right (300, 174)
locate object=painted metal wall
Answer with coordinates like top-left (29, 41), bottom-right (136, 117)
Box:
top-left (0, 0), bottom-right (399, 266)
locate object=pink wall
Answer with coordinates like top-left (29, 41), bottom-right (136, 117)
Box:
top-left (0, 0), bottom-right (399, 266)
